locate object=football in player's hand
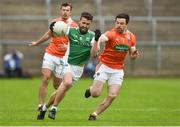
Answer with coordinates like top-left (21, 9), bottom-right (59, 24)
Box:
top-left (50, 21), bottom-right (68, 36)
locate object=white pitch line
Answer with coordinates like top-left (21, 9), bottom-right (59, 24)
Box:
top-left (19, 108), bottom-right (180, 112)
top-left (2, 126), bottom-right (180, 127)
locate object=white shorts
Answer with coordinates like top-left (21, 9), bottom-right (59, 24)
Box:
top-left (94, 64), bottom-right (124, 85)
top-left (63, 64), bottom-right (84, 81)
top-left (42, 53), bottom-right (65, 78)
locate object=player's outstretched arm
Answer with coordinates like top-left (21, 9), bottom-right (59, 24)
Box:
top-left (28, 30), bottom-right (51, 46)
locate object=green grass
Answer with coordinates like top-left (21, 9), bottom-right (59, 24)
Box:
top-left (0, 78), bottom-right (180, 126)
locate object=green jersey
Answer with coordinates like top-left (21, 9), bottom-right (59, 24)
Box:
top-left (67, 27), bottom-right (95, 65)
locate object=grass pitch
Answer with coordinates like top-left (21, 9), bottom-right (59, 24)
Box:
top-left (0, 78), bottom-right (180, 126)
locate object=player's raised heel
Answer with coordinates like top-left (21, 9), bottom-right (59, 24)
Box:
top-left (85, 88), bottom-right (91, 98)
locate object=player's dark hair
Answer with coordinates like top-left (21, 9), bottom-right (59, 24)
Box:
top-left (116, 13), bottom-right (130, 24)
top-left (60, 2), bottom-right (72, 10)
top-left (80, 12), bottom-right (93, 21)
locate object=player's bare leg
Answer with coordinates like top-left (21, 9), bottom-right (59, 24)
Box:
top-left (85, 80), bottom-right (104, 98)
top-left (37, 73), bottom-right (62, 120)
top-left (85, 80), bottom-right (103, 120)
top-left (46, 90), bottom-right (57, 108)
top-left (48, 73), bottom-right (73, 120)
top-left (38, 68), bottom-right (52, 107)
top-left (37, 68), bottom-right (52, 120)
top-left (89, 84), bottom-right (120, 120)
top-left (46, 77), bottom-right (62, 108)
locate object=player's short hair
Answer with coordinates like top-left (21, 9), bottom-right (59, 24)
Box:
top-left (80, 12), bottom-right (93, 21)
top-left (60, 2), bottom-right (72, 10)
top-left (115, 13), bottom-right (130, 24)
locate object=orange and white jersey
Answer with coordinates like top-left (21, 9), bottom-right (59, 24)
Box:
top-left (99, 28), bottom-right (136, 69)
top-left (45, 17), bottom-right (77, 57)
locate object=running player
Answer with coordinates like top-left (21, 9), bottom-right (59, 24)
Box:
top-left (84, 13), bottom-right (140, 120)
top-left (28, 2), bottom-right (77, 120)
top-left (45, 12), bottom-right (101, 120)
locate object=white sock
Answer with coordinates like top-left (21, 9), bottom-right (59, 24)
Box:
top-left (42, 104), bottom-right (47, 111)
top-left (92, 112), bottom-right (98, 116)
top-left (51, 105), bottom-right (57, 111)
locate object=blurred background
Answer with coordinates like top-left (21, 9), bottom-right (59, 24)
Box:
top-left (0, 0), bottom-right (180, 77)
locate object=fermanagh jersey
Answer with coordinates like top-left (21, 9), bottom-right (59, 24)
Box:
top-left (65, 27), bottom-right (95, 66)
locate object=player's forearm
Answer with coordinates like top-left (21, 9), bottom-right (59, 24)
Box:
top-left (91, 41), bottom-right (99, 58)
top-left (35, 31), bottom-right (51, 45)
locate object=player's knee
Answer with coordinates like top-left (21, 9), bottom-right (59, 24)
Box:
top-left (42, 73), bottom-right (51, 81)
top-left (91, 90), bottom-right (101, 98)
top-left (63, 80), bottom-right (73, 88)
top-left (108, 93), bottom-right (117, 100)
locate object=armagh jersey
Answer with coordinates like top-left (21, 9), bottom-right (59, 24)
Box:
top-left (67, 27), bottom-right (95, 65)
top-left (45, 17), bottom-right (77, 57)
top-left (99, 28), bottom-right (136, 69)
